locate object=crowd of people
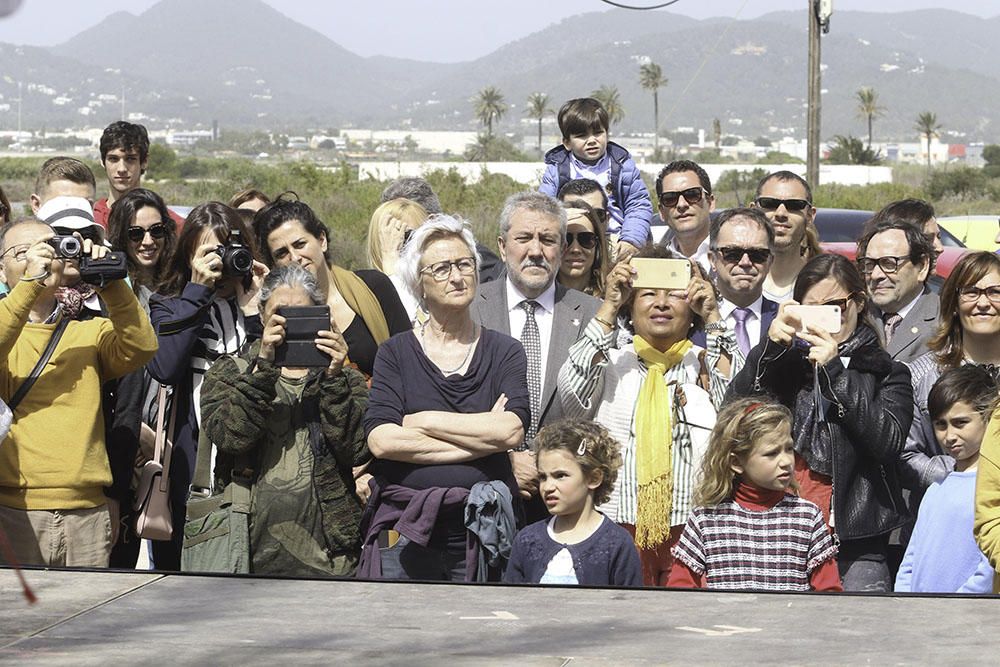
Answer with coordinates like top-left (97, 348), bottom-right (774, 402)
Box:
top-left (1, 101), bottom-right (1000, 595)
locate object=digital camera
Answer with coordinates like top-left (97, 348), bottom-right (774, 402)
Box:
top-left (215, 229), bottom-right (253, 278)
top-left (47, 234), bottom-right (82, 259)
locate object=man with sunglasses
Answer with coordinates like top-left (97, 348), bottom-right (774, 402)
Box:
top-left (654, 160), bottom-right (715, 275)
top-left (752, 171), bottom-right (817, 303)
top-left (694, 208), bottom-right (777, 374)
top-left (857, 219), bottom-right (937, 364)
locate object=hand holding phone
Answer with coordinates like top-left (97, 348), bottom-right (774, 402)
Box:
top-left (274, 305), bottom-right (333, 367)
top-left (631, 257), bottom-right (691, 291)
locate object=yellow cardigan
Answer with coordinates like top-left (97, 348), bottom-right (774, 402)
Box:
top-left (973, 410), bottom-right (1000, 593)
top-left (0, 279), bottom-right (157, 510)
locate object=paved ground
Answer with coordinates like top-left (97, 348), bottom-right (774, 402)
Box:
top-left (1, 567), bottom-right (998, 665)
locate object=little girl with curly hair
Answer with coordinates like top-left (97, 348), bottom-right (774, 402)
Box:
top-left (668, 398), bottom-right (842, 591)
top-left (504, 419), bottom-right (641, 586)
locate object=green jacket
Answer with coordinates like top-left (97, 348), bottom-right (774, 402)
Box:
top-left (200, 344), bottom-right (371, 558)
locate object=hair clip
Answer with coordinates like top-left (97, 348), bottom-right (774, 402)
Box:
top-left (744, 402), bottom-right (764, 415)
top-left (577, 439), bottom-right (589, 456)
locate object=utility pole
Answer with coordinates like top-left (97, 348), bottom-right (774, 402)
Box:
top-left (806, 0), bottom-right (832, 192)
top-left (16, 81), bottom-right (22, 135)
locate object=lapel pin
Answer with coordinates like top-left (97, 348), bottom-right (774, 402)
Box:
top-left (911, 327), bottom-right (918, 334)
top-left (572, 318), bottom-right (581, 327)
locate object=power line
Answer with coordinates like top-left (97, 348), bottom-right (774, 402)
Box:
top-left (597, 0), bottom-right (682, 9)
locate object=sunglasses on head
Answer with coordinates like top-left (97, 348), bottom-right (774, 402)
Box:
top-left (127, 222), bottom-right (169, 243)
top-left (566, 231), bottom-right (598, 250)
top-left (754, 196), bottom-right (811, 212)
top-left (715, 246), bottom-right (772, 265)
top-left (658, 187), bottom-right (707, 208)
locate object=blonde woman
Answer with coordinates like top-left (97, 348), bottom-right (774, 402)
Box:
top-left (366, 198), bottom-right (429, 323)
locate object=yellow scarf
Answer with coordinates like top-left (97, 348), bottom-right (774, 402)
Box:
top-left (330, 265), bottom-right (391, 344)
top-left (632, 335), bottom-right (692, 549)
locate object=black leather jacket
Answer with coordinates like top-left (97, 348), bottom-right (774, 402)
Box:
top-left (726, 325), bottom-right (913, 541)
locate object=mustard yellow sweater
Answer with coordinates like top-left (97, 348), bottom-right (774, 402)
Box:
top-left (0, 279), bottom-right (158, 510)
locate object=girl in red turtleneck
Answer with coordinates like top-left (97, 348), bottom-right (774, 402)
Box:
top-left (667, 398), bottom-right (842, 592)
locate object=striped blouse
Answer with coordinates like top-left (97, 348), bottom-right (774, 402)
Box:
top-left (557, 320), bottom-right (734, 527)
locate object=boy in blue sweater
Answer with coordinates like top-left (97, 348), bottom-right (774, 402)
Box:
top-left (895, 366), bottom-right (996, 593)
top-left (539, 98), bottom-right (652, 259)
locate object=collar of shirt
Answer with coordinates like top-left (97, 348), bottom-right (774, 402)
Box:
top-left (668, 236), bottom-right (713, 277)
top-left (719, 294), bottom-right (763, 321)
top-left (505, 278), bottom-right (556, 315)
top-left (568, 152), bottom-right (610, 184)
top-left (893, 290), bottom-right (923, 321)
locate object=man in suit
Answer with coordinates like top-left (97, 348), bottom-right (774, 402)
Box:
top-left (857, 218), bottom-right (938, 364)
top-left (695, 207), bottom-right (777, 374)
top-left (471, 191), bottom-right (599, 503)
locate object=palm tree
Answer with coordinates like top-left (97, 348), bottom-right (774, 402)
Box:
top-left (590, 85), bottom-right (625, 127)
top-left (638, 62), bottom-right (667, 154)
top-left (712, 118), bottom-right (722, 149)
top-left (524, 92), bottom-right (552, 155)
top-left (474, 86), bottom-right (507, 138)
top-left (855, 87), bottom-right (885, 149)
top-left (914, 111), bottom-right (942, 169)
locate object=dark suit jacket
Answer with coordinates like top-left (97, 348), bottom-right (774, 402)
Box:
top-left (691, 295), bottom-right (779, 348)
top-left (470, 278), bottom-right (600, 431)
top-left (876, 288), bottom-right (940, 365)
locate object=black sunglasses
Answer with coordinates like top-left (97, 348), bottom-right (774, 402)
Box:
top-left (590, 208), bottom-right (609, 224)
top-left (566, 231), bottom-right (598, 250)
top-left (658, 187), bottom-right (707, 208)
top-left (754, 196), bottom-right (811, 212)
top-left (127, 222), bottom-right (169, 243)
top-left (52, 226), bottom-right (101, 243)
top-left (715, 246), bottom-right (772, 265)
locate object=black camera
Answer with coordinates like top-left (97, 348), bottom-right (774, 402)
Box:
top-left (215, 229), bottom-right (253, 278)
top-left (47, 234), bottom-right (82, 259)
top-left (80, 252), bottom-right (128, 287)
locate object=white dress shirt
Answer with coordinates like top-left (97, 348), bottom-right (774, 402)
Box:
top-left (720, 294), bottom-right (764, 349)
top-left (505, 278), bottom-right (556, 387)
top-left (669, 235), bottom-right (712, 277)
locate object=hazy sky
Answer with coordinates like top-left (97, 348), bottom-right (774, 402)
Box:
top-left (1, 0), bottom-right (998, 62)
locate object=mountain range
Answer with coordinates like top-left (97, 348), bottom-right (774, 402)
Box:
top-left (1, 0), bottom-right (998, 143)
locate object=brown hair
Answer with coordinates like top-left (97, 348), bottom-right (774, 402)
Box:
top-left (534, 419), bottom-right (621, 507)
top-left (228, 188), bottom-right (270, 209)
top-left (561, 198), bottom-right (610, 298)
top-left (695, 398), bottom-right (794, 506)
top-left (929, 251), bottom-right (1000, 368)
top-left (34, 157), bottom-right (96, 200)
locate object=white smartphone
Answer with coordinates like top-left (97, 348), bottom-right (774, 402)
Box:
top-left (786, 304), bottom-right (842, 334)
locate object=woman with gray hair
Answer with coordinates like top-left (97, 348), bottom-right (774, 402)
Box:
top-left (361, 215), bottom-right (531, 581)
top-left (199, 262), bottom-right (372, 576)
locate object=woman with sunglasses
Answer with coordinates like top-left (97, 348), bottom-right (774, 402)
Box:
top-left (904, 252), bottom-right (1000, 506)
top-left (362, 216), bottom-right (529, 581)
top-left (727, 253), bottom-right (912, 591)
top-left (108, 188), bottom-right (177, 307)
top-left (558, 199), bottom-right (611, 298)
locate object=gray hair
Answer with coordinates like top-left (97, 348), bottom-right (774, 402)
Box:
top-left (397, 214), bottom-right (480, 302)
top-left (258, 262), bottom-right (324, 315)
top-left (380, 177), bottom-right (442, 215)
top-left (498, 191), bottom-right (567, 241)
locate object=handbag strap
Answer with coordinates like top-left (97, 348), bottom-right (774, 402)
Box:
top-left (154, 384), bottom-right (180, 494)
top-left (9, 317), bottom-right (70, 412)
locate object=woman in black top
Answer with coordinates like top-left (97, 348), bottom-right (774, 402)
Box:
top-left (255, 195), bottom-right (410, 378)
top-left (363, 215), bottom-right (530, 581)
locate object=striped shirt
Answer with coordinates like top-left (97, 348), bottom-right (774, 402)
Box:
top-left (672, 495), bottom-right (838, 591)
top-left (191, 297), bottom-right (249, 429)
top-left (557, 320), bottom-right (734, 527)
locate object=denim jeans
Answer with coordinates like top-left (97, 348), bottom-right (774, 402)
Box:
top-left (379, 535), bottom-right (467, 582)
top-left (838, 535), bottom-right (892, 592)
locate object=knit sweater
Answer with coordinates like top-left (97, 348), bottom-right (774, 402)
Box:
top-left (670, 482), bottom-right (839, 591)
top-left (504, 514), bottom-right (642, 586)
top-left (0, 279), bottom-right (158, 509)
top-left (895, 469), bottom-right (994, 593)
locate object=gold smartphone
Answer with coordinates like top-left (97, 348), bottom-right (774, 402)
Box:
top-left (786, 304), bottom-right (842, 334)
top-left (631, 258), bottom-right (691, 290)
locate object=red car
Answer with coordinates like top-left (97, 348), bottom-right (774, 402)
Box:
top-left (814, 208), bottom-right (967, 288)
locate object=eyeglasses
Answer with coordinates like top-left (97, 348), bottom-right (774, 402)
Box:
top-left (52, 226), bottom-right (101, 243)
top-left (0, 244), bottom-right (29, 262)
top-left (958, 285), bottom-right (1000, 304)
top-left (857, 255), bottom-right (911, 275)
top-left (818, 296), bottom-right (855, 310)
top-left (420, 256), bottom-right (476, 281)
top-left (715, 246), bottom-right (771, 265)
top-left (566, 231), bottom-right (598, 250)
top-left (754, 197), bottom-right (811, 212)
top-left (590, 208), bottom-right (609, 224)
top-left (658, 187), bottom-right (707, 208)
top-left (127, 222), bottom-right (169, 243)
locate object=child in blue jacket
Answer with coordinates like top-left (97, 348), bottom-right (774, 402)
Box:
top-left (539, 98), bottom-right (652, 258)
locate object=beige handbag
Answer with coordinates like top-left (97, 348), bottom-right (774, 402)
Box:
top-left (134, 384), bottom-right (177, 541)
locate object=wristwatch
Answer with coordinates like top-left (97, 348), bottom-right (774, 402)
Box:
top-left (703, 321), bottom-right (727, 333)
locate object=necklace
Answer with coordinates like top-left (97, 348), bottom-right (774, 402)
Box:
top-left (421, 322), bottom-right (476, 374)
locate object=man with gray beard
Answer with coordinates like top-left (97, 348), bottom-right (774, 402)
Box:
top-left (471, 191), bottom-right (599, 515)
